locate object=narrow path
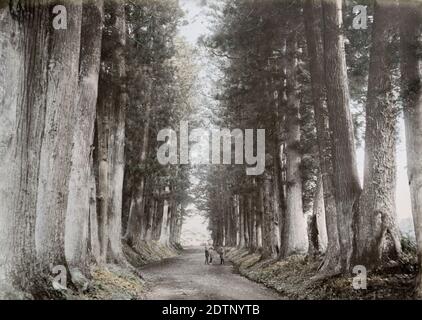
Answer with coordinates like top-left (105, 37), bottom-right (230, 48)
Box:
top-left (140, 247), bottom-right (282, 300)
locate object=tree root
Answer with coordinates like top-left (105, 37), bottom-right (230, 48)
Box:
top-left (414, 271), bottom-right (422, 299)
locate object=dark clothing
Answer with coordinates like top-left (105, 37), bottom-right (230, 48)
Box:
top-left (219, 253), bottom-right (224, 265)
top-left (218, 248), bottom-right (225, 265)
top-left (205, 249), bottom-right (210, 264)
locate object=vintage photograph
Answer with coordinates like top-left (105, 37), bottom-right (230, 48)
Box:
top-left (0, 0), bottom-right (421, 304)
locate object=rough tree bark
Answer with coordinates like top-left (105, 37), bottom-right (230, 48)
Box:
top-left (96, 0), bottom-right (127, 264)
top-left (321, 0), bottom-right (361, 272)
top-left (354, 0), bottom-right (402, 269)
top-left (144, 193), bottom-right (156, 241)
top-left (159, 187), bottom-right (171, 246)
top-left (271, 151), bottom-right (282, 255)
top-left (399, 0), bottom-right (422, 297)
top-left (34, 0), bottom-right (82, 276)
top-left (262, 173), bottom-right (277, 258)
top-left (0, 0), bottom-right (83, 296)
top-left (0, 6), bottom-right (33, 297)
top-left (308, 175), bottom-right (328, 257)
top-left (303, 0), bottom-right (340, 275)
top-left (235, 195), bottom-right (241, 246)
top-left (238, 195), bottom-right (246, 247)
top-left (255, 188), bottom-right (263, 249)
top-left (65, 0), bottom-right (104, 274)
top-left (27, 0), bottom-right (83, 282)
top-left (244, 196), bottom-right (250, 248)
top-left (281, 24), bottom-right (308, 257)
top-left (124, 75), bottom-right (152, 248)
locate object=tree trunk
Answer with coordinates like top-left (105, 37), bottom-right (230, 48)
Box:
top-left (308, 175), bottom-right (328, 257)
top-left (244, 196), bottom-right (250, 248)
top-left (89, 149), bottom-right (101, 263)
top-left (282, 26), bottom-right (308, 257)
top-left (145, 195), bottom-right (155, 241)
top-left (96, 0), bottom-right (127, 264)
top-left (107, 87), bottom-right (126, 263)
top-left (65, 0), bottom-right (103, 274)
top-left (399, 0), bottom-right (422, 297)
top-left (321, 0), bottom-right (361, 272)
top-left (256, 188), bottom-right (263, 249)
top-left (354, 0), bottom-right (401, 269)
top-left (33, 0), bottom-right (82, 278)
top-left (125, 95), bottom-right (151, 247)
top-left (169, 200), bottom-right (178, 245)
top-left (303, 0), bottom-right (340, 275)
top-left (154, 196), bottom-right (164, 240)
top-left (175, 206), bottom-right (183, 245)
top-left (251, 196), bottom-right (258, 250)
top-left (272, 152), bottom-right (282, 256)
top-left (0, 6), bottom-right (36, 296)
top-left (159, 188), bottom-right (171, 246)
top-left (0, 1), bottom-right (83, 296)
top-left (235, 195), bottom-right (241, 246)
top-left (262, 174), bottom-right (276, 258)
top-left (239, 195), bottom-right (245, 247)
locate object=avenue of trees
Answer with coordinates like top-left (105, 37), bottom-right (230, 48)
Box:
top-left (0, 0), bottom-right (193, 298)
top-left (0, 0), bottom-right (422, 300)
top-left (198, 0), bottom-right (422, 296)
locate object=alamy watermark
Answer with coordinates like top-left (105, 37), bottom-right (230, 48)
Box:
top-left (352, 265), bottom-right (367, 290)
top-left (50, 4), bottom-right (370, 31)
top-left (157, 121), bottom-right (265, 176)
top-left (50, 264), bottom-right (67, 291)
top-left (352, 5), bottom-right (375, 30)
top-left (52, 5), bottom-right (67, 30)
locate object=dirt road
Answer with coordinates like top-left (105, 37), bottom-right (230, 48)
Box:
top-left (140, 247), bottom-right (282, 300)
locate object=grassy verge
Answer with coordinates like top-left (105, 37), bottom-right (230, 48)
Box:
top-left (123, 241), bottom-right (182, 268)
top-left (84, 264), bottom-right (148, 300)
top-left (75, 241), bottom-right (182, 300)
top-left (226, 245), bottom-right (418, 299)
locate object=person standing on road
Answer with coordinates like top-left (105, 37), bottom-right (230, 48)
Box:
top-left (218, 247), bottom-right (225, 265)
top-left (209, 247), bottom-right (214, 264)
top-left (204, 246), bottom-right (210, 264)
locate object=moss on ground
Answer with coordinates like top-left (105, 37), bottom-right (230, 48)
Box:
top-left (123, 241), bottom-right (182, 268)
top-left (84, 265), bottom-right (148, 300)
top-left (227, 247), bottom-right (418, 299)
top-left (79, 242), bottom-right (182, 300)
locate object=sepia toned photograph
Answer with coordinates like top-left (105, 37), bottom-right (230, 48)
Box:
top-left (0, 0), bottom-right (422, 307)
